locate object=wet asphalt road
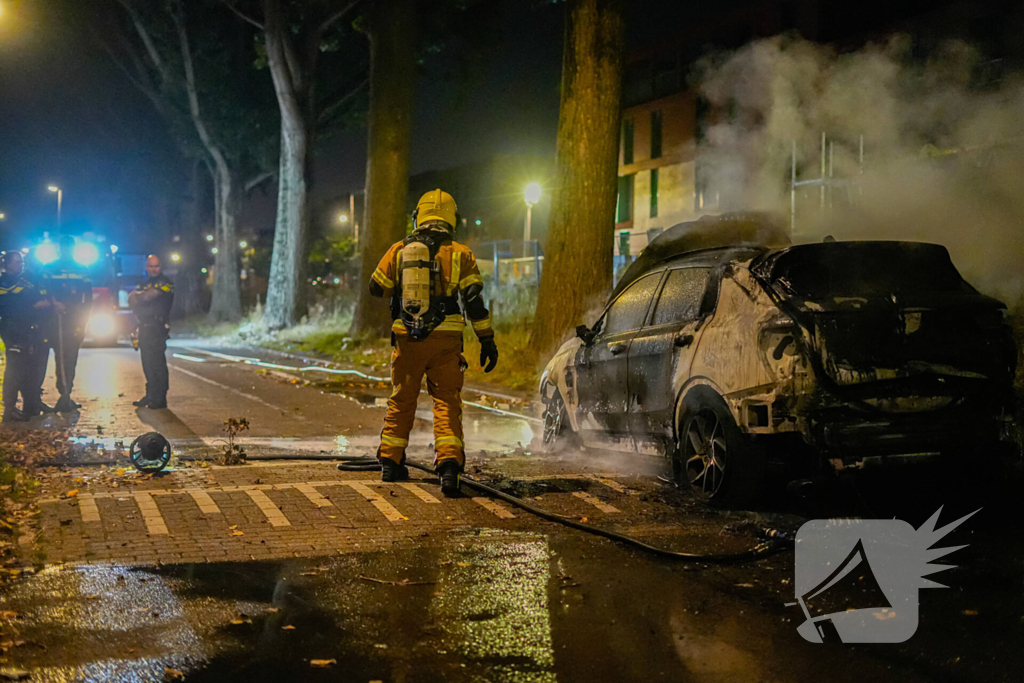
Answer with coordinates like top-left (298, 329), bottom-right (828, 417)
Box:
top-left (1, 341), bottom-right (1021, 682)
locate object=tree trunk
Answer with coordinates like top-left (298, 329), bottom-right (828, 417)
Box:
top-left (172, 158), bottom-right (205, 319)
top-left (261, 0), bottom-right (313, 330)
top-left (263, 124), bottom-right (310, 329)
top-left (531, 0), bottom-right (625, 356)
top-left (351, 0), bottom-right (418, 338)
top-left (208, 162), bottom-right (243, 322)
top-left (172, 2), bottom-right (242, 323)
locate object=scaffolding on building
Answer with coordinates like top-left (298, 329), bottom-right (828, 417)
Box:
top-left (789, 132), bottom-right (865, 238)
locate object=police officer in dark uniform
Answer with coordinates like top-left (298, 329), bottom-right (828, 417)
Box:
top-left (41, 236), bottom-right (93, 413)
top-left (129, 255), bottom-right (174, 409)
top-left (0, 251), bottom-right (55, 422)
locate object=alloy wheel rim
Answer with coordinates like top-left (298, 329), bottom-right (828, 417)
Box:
top-left (684, 410), bottom-right (727, 497)
top-left (543, 394), bottom-right (564, 444)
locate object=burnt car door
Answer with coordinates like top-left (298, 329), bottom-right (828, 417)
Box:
top-left (575, 272), bottom-right (664, 437)
top-left (627, 267), bottom-right (713, 440)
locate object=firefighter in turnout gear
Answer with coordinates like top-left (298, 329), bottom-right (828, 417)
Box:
top-left (129, 255), bottom-right (174, 409)
top-left (369, 189), bottom-right (499, 496)
top-left (41, 236), bottom-right (92, 413)
top-left (0, 251), bottom-right (55, 422)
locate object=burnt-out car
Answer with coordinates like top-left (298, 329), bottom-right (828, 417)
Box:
top-left (540, 214), bottom-right (1017, 506)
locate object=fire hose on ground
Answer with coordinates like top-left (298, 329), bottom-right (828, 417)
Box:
top-left (335, 456), bottom-right (794, 564)
top-left (116, 435), bottom-right (794, 564)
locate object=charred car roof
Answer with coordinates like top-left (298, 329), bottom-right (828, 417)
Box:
top-left (611, 212), bottom-right (791, 299)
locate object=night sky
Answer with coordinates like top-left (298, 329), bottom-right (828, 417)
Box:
top-left (2, 0), bottom-right (962, 255)
top-left (0, 0), bottom-right (569, 255)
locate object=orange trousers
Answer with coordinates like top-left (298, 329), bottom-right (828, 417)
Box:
top-left (379, 333), bottom-right (467, 468)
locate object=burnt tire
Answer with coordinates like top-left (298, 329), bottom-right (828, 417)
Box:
top-left (674, 389), bottom-right (763, 509)
top-left (541, 384), bottom-right (579, 454)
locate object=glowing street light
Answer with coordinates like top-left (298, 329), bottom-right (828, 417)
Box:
top-left (110, 244), bottom-right (119, 254)
top-left (211, 247), bottom-right (219, 255)
top-left (170, 253), bottom-right (181, 262)
top-left (338, 214), bottom-right (348, 224)
top-left (239, 240), bottom-right (248, 249)
top-left (47, 185), bottom-right (62, 229)
top-left (205, 234), bottom-right (214, 242)
top-left (525, 182), bottom-right (542, 206)
top-left (0, 213), bottom-right (6, 220)
top-left (523, 182), bottom-right (541, 243)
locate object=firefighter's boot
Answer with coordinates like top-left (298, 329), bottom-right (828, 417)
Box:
top-left (437, 461), bottom-right (461, 497)
top-left (380, 457), bottom-right (409, 483)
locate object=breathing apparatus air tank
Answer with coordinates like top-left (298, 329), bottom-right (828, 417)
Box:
top-left (401, 240), bottom-right (432, 321)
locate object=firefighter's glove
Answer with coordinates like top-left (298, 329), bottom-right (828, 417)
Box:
top-left (480, 337), bottom-right (499, 373)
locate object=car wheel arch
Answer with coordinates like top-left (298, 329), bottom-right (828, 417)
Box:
top-left (673, 379), bottom-right (731, 443)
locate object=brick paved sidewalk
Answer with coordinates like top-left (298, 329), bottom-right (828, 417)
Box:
top-left (23, 462), bottom-right (645, 566)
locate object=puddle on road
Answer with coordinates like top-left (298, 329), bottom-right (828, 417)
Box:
top-left (65, 417), bottom-right (533, 461)
top-left (0, 565), bottom-right (211, 682)
top-left (0, 532), bottom-right (557, 682)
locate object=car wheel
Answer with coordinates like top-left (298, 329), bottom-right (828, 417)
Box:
top-left (674, 390), bottom-right (762, 508)
top-left (541, 384), bottom-right (578, 453)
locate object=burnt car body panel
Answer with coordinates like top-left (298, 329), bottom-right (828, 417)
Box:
top-left (542, 220), bottom-right (1016, 475)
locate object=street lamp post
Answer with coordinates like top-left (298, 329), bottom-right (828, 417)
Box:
top-left (47, 185), bottom-right (62, 230)
top-left (523, 182), bottom-right (541, 243)
top-left (524, 182), bottom-right (542, 283)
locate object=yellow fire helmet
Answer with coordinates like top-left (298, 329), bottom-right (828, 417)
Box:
top-left (414, 188), bottom-right (458, 231)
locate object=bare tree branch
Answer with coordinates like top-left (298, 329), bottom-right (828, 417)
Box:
top-left (171, 0), bottom-right (230, 172)
top-left (114, 0), bottom-right (176, 87)
top-left (315, 0), bottom-right (363, 40)
top-left (317, 76), bottom-right (368, 126)
top-left (244, 171), bottom-right (275, 193)
top-left (95, 33), bottom-right (154, 101)
top-left (223, 0), bottom-right (264, 30)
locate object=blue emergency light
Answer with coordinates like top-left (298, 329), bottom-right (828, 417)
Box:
top-left (72, 241), bottom-right (100, 267)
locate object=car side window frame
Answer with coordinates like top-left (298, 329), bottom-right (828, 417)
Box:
top-left (594, 271), bottom-right (667, 338)
top-left (644, 266), bottom-right (713, 329)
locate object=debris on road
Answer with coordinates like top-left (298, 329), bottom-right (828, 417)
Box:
top-left (221, 418), bottom-right (250, 465)
top-left (309, 659), bottom-right (336, 668)
top-left (358, 575), bottom-right (436, 587)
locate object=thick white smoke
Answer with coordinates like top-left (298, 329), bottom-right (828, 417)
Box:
top-left (695, 35), bottom-right (1024, 306)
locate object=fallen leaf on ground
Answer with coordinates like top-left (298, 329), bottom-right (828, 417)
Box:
top-left (164, 669), bottom-right (184, 679)
top-left (735, 583), bottom-right (755, 588)
top-left (963, 610), bottom-right (978, 616)
top-left (358, 575), bottom-right (436, 587)
top-left (0, 668), bottom-right (31, 680)
top-left (281, 625), bottom-right (295, 630)
top-left (229, 531), bottom-right (244, 537)
top-left (266, 607), bottom-right (280, 613)
top-left (64, 490), bottom-right (78, 498)
top-left (310, 659), bottom-right (336, 668)
top-left (229, 525), bottom-right (238, 530)
top-left (230, 619), bottom-right (246, 625)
